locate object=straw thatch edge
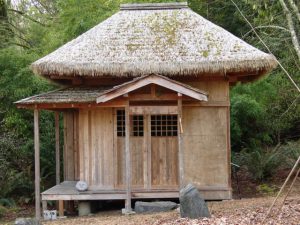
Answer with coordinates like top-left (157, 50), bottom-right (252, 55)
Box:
top-left (31, 55), bottom-right (277, 78)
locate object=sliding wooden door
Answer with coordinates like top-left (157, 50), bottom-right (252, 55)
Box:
top-left (150, 115), bottom-right (179, 189)
top-left (115, 109), bottom-right (179, 190)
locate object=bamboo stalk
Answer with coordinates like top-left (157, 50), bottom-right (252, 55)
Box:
top-left (262, 155), bottom-right (300, 223)
top-left (277, 167), bottom-right (300, 212)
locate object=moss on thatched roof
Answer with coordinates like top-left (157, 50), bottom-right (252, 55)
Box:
top-left (32, 2), bottom-right (277, 78)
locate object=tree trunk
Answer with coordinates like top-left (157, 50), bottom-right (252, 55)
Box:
top-left (288, 0), bottom-right (300, 23)
top-left (279, 0), bottom-right (300, 62)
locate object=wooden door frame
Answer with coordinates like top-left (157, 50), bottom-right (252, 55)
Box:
top-left (114, 104), bottom-right (182, 192)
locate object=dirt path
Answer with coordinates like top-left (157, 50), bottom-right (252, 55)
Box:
top-left (44, 195), bottom-right (300, 225)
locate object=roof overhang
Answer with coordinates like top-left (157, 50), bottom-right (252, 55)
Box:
top-left (15, 75), bottom-right (208, 109)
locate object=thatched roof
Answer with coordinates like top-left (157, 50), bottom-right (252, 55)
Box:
top-left (31, 2), bottom-right (277, 78)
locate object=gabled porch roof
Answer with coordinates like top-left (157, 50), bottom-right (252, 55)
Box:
top-left (96, 74), bottom-right (208, 103)
top-left (15, 74), bottom-right (208, 109)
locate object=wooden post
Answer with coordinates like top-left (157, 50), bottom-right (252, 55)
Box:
top-left (42, 201), bottom-right (47, 212)
top-left (55, 112), bottom-right (64, 217)
top-left (177, 94), bottom-right (184, 189)
top-left (34, 109), bottom-right (41, 221)
top-left (124, 101), bottom-right (132, 213)
top-left (55, 112), bottom-right (60, 185)
top-left (59, 200), bottom-right (64, 217)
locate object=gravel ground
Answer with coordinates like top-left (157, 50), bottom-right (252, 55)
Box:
top-left (43, 195), bottom-right (300, 225)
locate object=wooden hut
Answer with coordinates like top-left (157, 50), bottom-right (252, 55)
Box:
top-left (16, 2), bottom-right (277, 220)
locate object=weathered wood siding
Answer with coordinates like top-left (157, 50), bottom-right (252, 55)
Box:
top-left (63, 111), bottom-right (79, 181)
top-left (78, 109), bottom-right (114, 190)
top-left (151, 137), bottom-right (178, 188)
top-left (182, 80), bottom-right (231, 198)
top-left (62, 80), bottom-right (231, 199)
top-left (116, 137), bottom-right (145, 189)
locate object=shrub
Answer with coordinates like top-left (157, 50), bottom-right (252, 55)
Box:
top-left (279, 141), bottom-right (300, 169)
top-left (235, 146), bottom-right (283, 181)
top-left (0, 198), bottom-right (15, 207)
top-left (0, 205), bottom-right (8, 218)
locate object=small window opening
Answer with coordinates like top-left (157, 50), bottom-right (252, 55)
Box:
top-left (151, 115), bottom-right (178, 137)
top-left (117, 110), bottom-right (125, 137)
top-left (131, 115), bottom-right (144, 137)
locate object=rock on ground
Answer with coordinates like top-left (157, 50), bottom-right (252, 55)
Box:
top-left (134, 201), bottom-right (177, 213)
top-left (15, 218), bottom-right (40, 225)
top-left (179, 183), bottom-right (211, 219)
top-left (75, 181), bottom-right (88, 191)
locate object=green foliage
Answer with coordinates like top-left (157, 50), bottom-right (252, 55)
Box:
top-left (0, 47), bottom-right (57, 202)
top-left (0, 198), bottom-right (15, 207)
top-left (279, 140), bottom-right (300, 168)
top-left (0, 205), bottom-right (8, 218)
top-left (234, 147), bottom-right (282, 181)
top-left (256, 183), bottom-right (277, 196)
top-left (0, 0), bottom-right (299, 203)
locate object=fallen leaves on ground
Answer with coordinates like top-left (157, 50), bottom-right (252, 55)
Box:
top-left (43, 195), bottom-right (300, 225)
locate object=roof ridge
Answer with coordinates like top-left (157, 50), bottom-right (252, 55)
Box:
top-left (120, 2), bottom-right (188, 11)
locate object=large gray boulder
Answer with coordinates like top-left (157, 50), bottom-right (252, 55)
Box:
top-left (179, 183), bottom-right (211, 219)
top-left (134, 201), bottom-right (177, 213)
top-left (15, 218), bottom-right (40, 225)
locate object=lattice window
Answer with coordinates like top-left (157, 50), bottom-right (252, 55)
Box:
top-left (131, 115), bottom-right (144, 137)
top-left (116, 110), bottom-right (125, 137)
top-left (151, 115), bottom-right (178, 137)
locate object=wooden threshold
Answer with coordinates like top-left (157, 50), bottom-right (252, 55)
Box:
top-left (41, 181), bottom-right (180, 201)
top-left (42, 191), bottom-right (180, 201)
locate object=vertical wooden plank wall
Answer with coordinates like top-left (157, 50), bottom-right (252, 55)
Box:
top-left (78, 108), bottom-right (114, 190)
top-left (182, 80), bottom-right (231, 199)
top-left (63, 111), bottom-right (77, 181)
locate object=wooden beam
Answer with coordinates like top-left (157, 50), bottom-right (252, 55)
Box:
top-left (226, 106), bottom-right (232, 193)
top-left (144, 114), bottom-right (150, 190)
top-left (42, 201), bottom-right (47, 212)
top-left (34, 109), bottom-right (41, 221)
top-left (55, 112), bottom-right (64, 216)
top-left (177, 96), bottom-right (184, 189)
top-left (16, 100), bottom-right (127, 110)
top-left (129, 106), bottom-right (178, 115)
top-left (128, 93), bottom-right (191, 101)
top-left (96, 75), bottom-right (207, 103)
top-left (183, 101), bottom-right (230, 107)
top-left (55, 112), bottom-right (60, 184)
top-left (59, 200), bottom-right (64, 217)
top-left (124, 102), bottom-right (132, 213)
top-left (151, 84), bottom-right (156, 97)
top-left (72, 78), bottom-right (83, 85)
